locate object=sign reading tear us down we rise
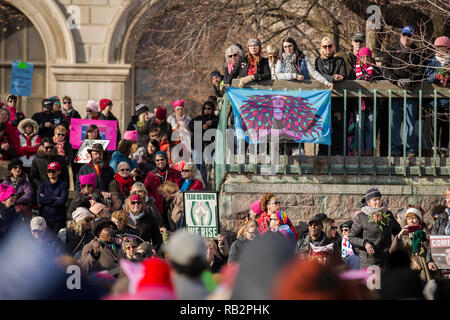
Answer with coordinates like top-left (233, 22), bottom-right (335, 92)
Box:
top-left (184, 191), bottom-right (219, 239)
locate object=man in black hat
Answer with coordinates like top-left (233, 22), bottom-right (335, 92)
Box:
top-left (31, 99), bottom-right (60, 138)
top-left (75, 143), bottom-right (114, 196)
top-left (343, 31), bottom-right (366, 80)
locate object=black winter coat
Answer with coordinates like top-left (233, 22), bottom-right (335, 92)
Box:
top-left (188, 111), bottom-right (219, 150)
top-left (30, 145), bottom-right (70, 190)
top-left (127, 212), bottom-right (163, 253)
top-left (431, 209), bottom-right (449, 236)
top-left (140, 117), bottom-right (173, 143)
top-left (349, 209), bottom-right (401, 269)
top-left (31, 111), bottom-right (65, 138)
top-left (224, 56), bottom-right (271, 85)
top-left (315, 55), bottom-right (347, 82)
top-left (383, 42), bottom-right (426, 82)
top-left (228, 236), bottom-right (249, 263)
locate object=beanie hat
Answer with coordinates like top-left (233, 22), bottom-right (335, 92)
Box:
top-left (250, 200), bottom-right (264, 216)
top-left (247, 37), bottom-right (262, 48)
top-left (8, 158), bottom-right (23, 171)
top-left (135, 103), bottom-right (150, 116)
top-left (86, 100), bottom-right (98, 112)
top-left (47, 162), bottom-right (61, 171)
top-left (357, 47), bottom-right (372, 57)
top-left (137, 258), bottom-right (174, 293)
top-left (405, 207), bottom-right (423, 221)
top-left (171, 99), bottom-right (184, 109)
top-left (72, 207), bottom-right (92, 224)
top-left (434, 36), bottom-right (450, 48)
top-left (166, 229), bottom-right (206, 266)
top-left (79, 172), bottom-right (97, 187)
top-left (49, 96), bottom-right (60, 104)
top-left (364, 188), bottom-right (382, 203)
top-left (210, 70), bottom-right (222, 80)
top-left (340, 220), bottom-right (353, 231)
top-left (99, 99), bottom-right (112, 112)
top-left (153, 150), bottom-right (168, 162)
top-left (155, 107), bottom-right (167, 120)
top-left (0, 184), bottom-right (15, 202)
top-left (30, 216), bottom-right (46, 232)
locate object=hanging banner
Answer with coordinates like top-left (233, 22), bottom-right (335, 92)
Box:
top-left (10, 61), bottom-right (34, 97)
top-left (70, 118), bottom-right (117, 150)
top-left (226, 87), bottom-right (331, 144)
top-left (184, 191), bottom-right (219, 239)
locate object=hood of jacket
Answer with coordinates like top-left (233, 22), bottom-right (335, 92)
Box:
top-left (18, 118), bottom-right (39, 136)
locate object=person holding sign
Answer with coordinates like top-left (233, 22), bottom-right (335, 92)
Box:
top-left (84, 101), bottom-right (106, 120)
top-left (389, 205), bottom-right (435, 281)
top-left (76, 143), bottom-right (114, 196)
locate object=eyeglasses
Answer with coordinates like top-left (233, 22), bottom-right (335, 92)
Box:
top-left (401, 33), bottom-right (412, 38)
top-left (12, 166), bottom-right (23, 170)
top-left (8, 99), bottom-right (17, 103)
top-left (283, 44), bottom-right (293, 49)
top-left (87, 109), bottom-right (93, 113)
top-left (269, 201), bottom-right (280, 205)
top-left (182, 169), bottom-right (192, 172)
top-left (120, 168), bottom-right (130, 172)
top-left (322, 45), bottom-right (333, 49)
top-left (131, 201), bottom-right (142, 205)
top-left (270, 218), bottom-right (278, 221)
top-left (155, 159), bottom-right (166, 162)
top-left (47, 170), bottom-right (56, 173)
top-left (248, 44), bottom-right (259, 48)
top-left (81, 184), bottom-right (93, 188)
top-left (54, 102), bottom-right (61, 105)
top-left (204, 107), bottom-right (212, 110)
top-left (331, 226), bottom-right (338, 231)
top-left (45, 146), bottom-right (54, 150)
top-left (354, 40), bottom-right (364, 44)
top-left (228, 53), bottom-right (238, 58)
top-left (57, 133), bottom-right (65, 136)
top-left (63, 101), bottom-right (71, 104)
top-left (342, 228), bottom-right (350, 232)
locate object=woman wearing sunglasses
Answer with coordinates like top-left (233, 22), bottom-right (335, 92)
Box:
top-left (125, 194), bottom-right (162, 253)
top-left (223, 44), bottom-right (243, 85)
top-left (257, 192), bottom-right (281, 235)
top-left (109, 161), bottom-right (135, 197)
top-left (322, 217), bottom-right (342, 253)
top-left (178, 162), bottom-right (204, 192)
top-left (53, 125), bottom-right (73, 166)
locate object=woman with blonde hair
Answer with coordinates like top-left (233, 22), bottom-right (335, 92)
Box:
top-left (158, 181), bottom-right (184, 232)
top-left (53, 125), bottom-right (73, 166)
top-left (111, 209), bottom-right (139, 236)
top-left (130, 181), bottom-right (164, 229)
top-left (228, 219), bottom-right (259, 263)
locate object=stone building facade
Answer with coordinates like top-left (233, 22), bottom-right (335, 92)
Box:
top-left (2, 0), bottom-right (158, 133)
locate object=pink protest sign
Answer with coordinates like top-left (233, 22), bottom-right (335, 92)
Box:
top-left (70, 118), bottom-right (117, 151)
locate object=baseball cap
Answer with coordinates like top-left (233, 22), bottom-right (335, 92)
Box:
top-left (401, 26), bottom-right (414, 36)
top-left (166, 229), bottom-right (206, 266)
top-left (30, 216), bottom-right (46, 232)
top-left (352, 31), bottom-right (365, 42)
top-left (47, 162), bottom-right (61, 171)
top-left (308, 216), bottom-right (323, 226)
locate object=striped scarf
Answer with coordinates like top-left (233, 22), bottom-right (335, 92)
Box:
top-left (355, 62), bottom-right (373, 79)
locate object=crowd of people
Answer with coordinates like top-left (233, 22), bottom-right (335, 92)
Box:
top-left (0, 27), bottom-right (449, 300)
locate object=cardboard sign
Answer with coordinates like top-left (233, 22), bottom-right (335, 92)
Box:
top-left (74, 139), bottom-right (110, 164)
top-left (184, 191), bottom-right (219, 239)
top-left (70, 119), bottom-right (117, 150)
top-left (10, 61), bottom-right (33, 97)
top-left (430, 235), bottom-right (450, 269)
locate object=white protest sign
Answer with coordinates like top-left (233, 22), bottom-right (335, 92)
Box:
top-left (74, 140), bottom-right (109, 164)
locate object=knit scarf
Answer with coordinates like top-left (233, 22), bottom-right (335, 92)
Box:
top-left (247, 57), bottom-right (257, 76)
top-left (282, 53), bottom-right (298, 74)
top-left (355, 61), bottom-right (373, 79)
top-left (361, 205), bottom-right (388, 215)
top-left (411, 230), bottom-right (427, 254)
top-left (9, 176), bottom-right (20, 189)
top-left (156, 168), bottom-right (168, 184)
top-left (129, 211), bottom-right (145, 225)
top-left (53, 137), bottom-right (65, 157)
top-left (113, 173), bottom-right (134, 194)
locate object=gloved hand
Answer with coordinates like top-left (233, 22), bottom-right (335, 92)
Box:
top-left (238, 75), bottom-right (255, 88)
top-left (397, 78), bottom-right (412, 90)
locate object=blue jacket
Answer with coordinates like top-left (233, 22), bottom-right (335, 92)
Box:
top-left (109, 151), bottom-right (137, 173)
top-left (37, 179), bottom-right (68, 222)
top-left (425, 56), bottom-right (449, 108)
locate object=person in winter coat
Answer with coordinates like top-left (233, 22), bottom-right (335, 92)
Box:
top-left (167, 99), bottom-right (192, 139)
top-left (265, 44), bottom-right (279, 79)
top-left (109, 139), bottom-right (138, 173)
top-left (177, 162), bottom-right (204, 191)
top-left (315, 36), bottom-right (347, 156)
top-left (137, 139), bottom-right (158, 179)
top-left (16, 118), bottom-right (41, 172)
top-left (144, 151), bottom-right (181, 221)
top-left (343, 31), bottom-right (366, 80)
top-left (49, 96), bottom-right (69, 130)
top-left (67, 172), bottom-right (103, 220)
top-left (158, 181), bottom-right (184, 232)
top-left (425, 36), bottom-right (450, 157)
top-left (223, 44), bottom-right (244, 84)
top-left (110, 209), bottom-right (139, 237)
top-left (269, 210), bottom-right (299, 245)
top-left (383, 26), bottom-right (426, 157)
top-left (225, 37), bottom-right (271, 87)
top-left (322, 217), bottom-right (342, 253)
top-left (2, 159), bottom-right (34, 220)
top-left (29, 216), bottom-right (65, 256)
top-left (84, 100), bottom-right (106, 120)
top-left (0, 183), bottom-right (20, 240)
top-left (349, 188), bottom-right (402, 269)
top-left (30, 137), bottom-right (69, 190)
top-left (140, 107), bottom-right (173, 145)
top-left (109, 161), bottom-right (135, 198)
top-left (275, 36), bottom-right (333, 88)
top-left (78, 218), bottom-right (124, 275)
top-left (130, 182), bottom-right (164, 230)
top-left (340, 220), bottom-right (360, 269)
top-left (53, 125), bottom-right (73, 166)
top-left (258, 192), bottom-right (280, 235)
top-left (75, 143), bottom-right (115, 195)
top-left (37, 162), bottom-right (69, 234)
top-left (296, 216), bottom-right (341, 265)
top-left (125, 194), bottom-right (162, 253)
top-left (126, 103), bottom-right (150, 132)
top-left (58, 207), bottom-right (95, 259)
top-left (0, 122), bottom-right (16, 161)
top-left (31, 99), bottom-right (63, 138)
top-left (99, 98), bottom-right (121, 146)
top-left (61, 96), bottom-right (81, 124)
top-left (205, 238), bottom-right (228, 274)
top-left (5, 94), bottom-right (25, 126)
top-left (389, 205), bottom-right (435, 281)
top-left (228, 219), bottom-right (259, 263)
top-left (0, 107), bottom-right (20, 150)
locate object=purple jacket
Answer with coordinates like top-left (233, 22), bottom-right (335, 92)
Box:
top-left (2, 176), bottom-right (34, 205)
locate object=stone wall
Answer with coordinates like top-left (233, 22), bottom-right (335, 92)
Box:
top-left (218, 173), bottom-right (449, 233)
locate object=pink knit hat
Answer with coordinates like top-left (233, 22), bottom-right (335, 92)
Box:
top-left (434, 36), bottom-right (450, 48)
top-left (250, 200), bottom-right (264, 216)
top-left (86, 100), bottom-right (98, 112)
top-left (171, 99), bottom-right (184, 109)
top-left (0, 184), bottom-right (15, 202)
top-left (357, 47), bottom-right (372, 57)
top-left (79, 172), bottom-right (97, 187)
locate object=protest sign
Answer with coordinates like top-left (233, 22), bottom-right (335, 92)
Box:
top-left (10, 61), bottom-right (33, 97)
top-left (430, 235), bottom-right (450, 269)
top-left (74, 139), bottom-right (110, 164)
top-left (184, 191), bottom-right (219, 239)
top-left (70, 119), bottom-right (117, 150)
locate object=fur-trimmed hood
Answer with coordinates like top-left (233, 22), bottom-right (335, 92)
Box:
top-left (18, 118), bottom-right (39, 136)
top-left (37, 144), bottom-right (58, 157)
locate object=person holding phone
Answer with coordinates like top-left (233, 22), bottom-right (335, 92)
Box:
top-left (389, 205), bottom-right (435, 281)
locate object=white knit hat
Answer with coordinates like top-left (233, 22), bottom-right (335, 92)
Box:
top-left (86, 100), bottom-right (98, 112)
top-left (72, 207), bottom-right (92, 224)
top-left (405, 208), bottom-right (423, 221)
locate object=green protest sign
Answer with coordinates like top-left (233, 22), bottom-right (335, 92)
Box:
top-left (183, 191), bottom-right (219, 239)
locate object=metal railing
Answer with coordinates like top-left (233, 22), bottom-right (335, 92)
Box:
top-left (214, 80), bottom-right (450, 190)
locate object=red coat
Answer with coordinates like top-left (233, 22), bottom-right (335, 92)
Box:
top-left (144, 168), bottom-right (181, 215)
top-left (178, 179), bottom-right (204, 191)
